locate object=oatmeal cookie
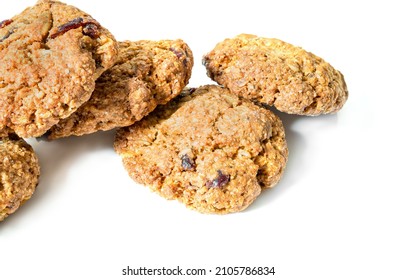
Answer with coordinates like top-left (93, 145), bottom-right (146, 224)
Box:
top-left (203, 34), bottom-right (348, 116)
top-left (47, 39), bottom-right (193, 139)
top-left (0, 134), bottom-right (40, 221)
top-left (114, 85), bottom-right (288, 214)
top-left (0, 0), bottom-right (118, 138)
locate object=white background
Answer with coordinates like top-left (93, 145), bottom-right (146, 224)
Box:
top-left (1, 0), bottom-right (395, 279)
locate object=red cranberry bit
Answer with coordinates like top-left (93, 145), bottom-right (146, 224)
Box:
top-left (181, 154), bottom-right (196, 171)
top-left (50, 17), bottom-right (100, 39)
top-left (50, 17), bottom-right (83, 38)
top-left (83, 23), bottom-right (100, 39)
top-left (0, 19), bottom-right (13, 29)
top-left (170, 47), bottom-right (184, 59)
top-left (206, 170), bottom-right (230, 188)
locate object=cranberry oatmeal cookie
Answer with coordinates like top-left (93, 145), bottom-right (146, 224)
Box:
top-left (203, 34), bottom-right (348, 116)
top-left (0, 0), bottom-right (118, 138)
top-left (47, 39), bottom-right (193, 139)
top-left (114, 85), bottom-right (288, 214)
top-left (0, 134), bottom-right (40, 221)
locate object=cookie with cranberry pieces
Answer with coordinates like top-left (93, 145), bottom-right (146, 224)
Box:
top-left (0, 0), bottom-right (118, 138)
top-left (114, 85), bottom-right (288, 214)
top-left (47, 39), bottom-right (193, 139)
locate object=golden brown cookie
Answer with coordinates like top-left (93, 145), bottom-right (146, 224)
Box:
top-left (47, 39), bottom-right (193, 139)
top-left (0, 0), bottom-right (118, 138)
top-left (114, 85), bottom-right (288, 214)
top-left (203, 34), bottom-right (348, 116)
top-left (0, 134), bottom-right (40, 222)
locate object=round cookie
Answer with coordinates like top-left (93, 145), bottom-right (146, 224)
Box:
top-left (47, 39), bottom-right (193, 139)
top-left (0, 134), bottom-right (40, 222)
top-left (203, 34), bottom-right (348, 116)
top-left (114, 85), bottom-right (288, 214)
top-left (0, 0), bottom-right (118, 138)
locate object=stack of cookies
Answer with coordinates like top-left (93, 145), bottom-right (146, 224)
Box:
top-left (0, 1), bottom-right (348, 220)
top-left (114, 34), bottom-right (348, 214)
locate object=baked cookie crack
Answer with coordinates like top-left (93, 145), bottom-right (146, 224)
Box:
top-left (41, 10), bottom-right (53, 48)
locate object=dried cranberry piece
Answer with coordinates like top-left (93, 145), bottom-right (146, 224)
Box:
top-left (50, 17), bottom-right (83, 39)
top-left (83, 23), bottom-right (100, 39)
top-left (0, 19), bottom-right (13, 29)
top-left (170, 47), bottom-right (184, 59)
top-left (181, 154), bottom-right (196, 171)
top-left (206, 170), bottom-right (230, 188)
top-left (50, 17), bottom-right (101, 39)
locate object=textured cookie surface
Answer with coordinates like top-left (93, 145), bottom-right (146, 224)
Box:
top-left (0, 0), bottom-right (118, 138)
top-left (114, 85), bottom-right (288, 214)
top-left (48, 39), bottom-right (193, 139)
top-left (0, 135), bottom-right (40, 221)
top-left (203, 34), bottom-right (348, 116)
